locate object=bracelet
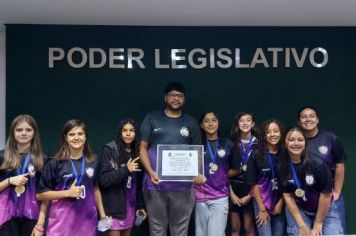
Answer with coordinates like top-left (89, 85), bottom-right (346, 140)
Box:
top-left (34, 224), bottom-right (44, 233)
top-left (8, 177), bottom-right (11, 186)
top-left (298, 224), bottom-right (306, 228)
top-left (260, 209), bottom-right (267, 212)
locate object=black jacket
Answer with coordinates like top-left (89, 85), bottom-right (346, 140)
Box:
top-left (98, 141), bottom-right (144, 219)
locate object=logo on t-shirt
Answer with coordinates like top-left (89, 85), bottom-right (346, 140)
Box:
top-left (318, 145), bottom-right (328, 155)
top-left (305, 174), bottom-right (315, 186)
top-left (86, 167), bottom-right (94, 178)
top-left (180, 127), bottom-right (190, 137)
top-left (28, 164), bottom-right (36, 177)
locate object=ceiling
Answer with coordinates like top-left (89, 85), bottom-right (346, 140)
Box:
top-left (0, 0), bottom-right (356, 30)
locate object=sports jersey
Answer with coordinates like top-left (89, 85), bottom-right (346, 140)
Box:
top-left (0, 151), bottom-right (43, 226)
top-left (140, 110), bottom-right (201, 191)
top-left (230, 136), bottom-right (258, 197)
top-left (195, 138), bottom-right (239, 201)
top-left (37, 157), bottom-right (98, 236)
top-left (307, 130), bottom-right (345, 179)
top-left (247, 150), bottom-right (282, 212)
top-left (279, 157), bottom-right (332, 213)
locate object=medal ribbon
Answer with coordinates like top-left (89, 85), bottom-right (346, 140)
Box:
top-left (240, 137), bottom-right (253, 165)
top-left (70, 155), bottom-right (85, 186)
top-left (16, 153), bottom-right (31, 175)
top-left (266, 152), bottom-right (276, 179)
top-left (206, 138), bottom-right (218, 164)
top-left (289, 161), bottom-right (302, 190)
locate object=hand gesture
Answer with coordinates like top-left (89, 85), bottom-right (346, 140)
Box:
top-left (9, 173), bottom-right (29, 186)
top-left (127, 157), bottom-right (141, 173)
top-left (67, 180), bottom-right (83, 198)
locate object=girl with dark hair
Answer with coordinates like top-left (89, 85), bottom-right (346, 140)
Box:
top-left (247, 119), bottom-right (286, 236)
top-left (298, 106), bottom-right (346, 232)
top-left (0, 114), bottom-right (47, 236)
top-left (229, 112), bottom-right (258, 236)
top-left (36, 119), bottom-right (106, 236)
top-left (99, 119), bottom-right (145, 236)
top-left (278, 126), bottom-right (343, 236)
top-left (194, 112), bottom-right (239, 236)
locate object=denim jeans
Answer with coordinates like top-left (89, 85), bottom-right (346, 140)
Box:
top-left (195, 196), bottom-right (228, 236)
top-left (285, 201), bottom-right (343, 236)
top-left (252, 199), bottom-right (286, 236)
top-left (334, 193), bottom-right (346, 233)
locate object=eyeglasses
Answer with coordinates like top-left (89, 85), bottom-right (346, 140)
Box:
top-left (167, 93), bottom-right (185, 99)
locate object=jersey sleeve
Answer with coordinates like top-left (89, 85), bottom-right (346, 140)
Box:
top-left (227, 139), bottom-right (240, 169)
top-left (37, 158), bottom-right (59, 193)
top-left (189, 118), bottom-right (201, 145)
top-left (140, 113), bottom-right (152, 143)
top-left (314, 161), bottom-right (333, 193)
top-left (246, 151), bottom-right (258, 186)
top-left (332, 137), bottom-right (346, 163)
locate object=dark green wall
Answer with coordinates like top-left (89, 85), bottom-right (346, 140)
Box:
top-left (6, 25), bottom-right (356, 234)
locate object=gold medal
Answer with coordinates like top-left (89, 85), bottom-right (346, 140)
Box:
top-left (15, 185), bottom-right (25, 197)
top-left (210, 163), bottom-right (218, 172)
top-left (295, 188), bottom-right (304, 198)
top-left (242, 164), bottom-right (247, 172)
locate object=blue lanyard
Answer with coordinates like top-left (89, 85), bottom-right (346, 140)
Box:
top-left (16, 153), bottom-right (31, 175)
top-left (266, 152), bottom-right (276, 179)
top-left (240, 137), bottom-right (253, 164)
top-left (206, 138), bottom-right (218, 164)
top-left (70, 156), bottom-right (85, 186)
top-left (289, 161), bottom-right (302, 189)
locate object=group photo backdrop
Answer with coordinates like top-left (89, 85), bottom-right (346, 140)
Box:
top-left (6, 25), bottom-right (356, 234)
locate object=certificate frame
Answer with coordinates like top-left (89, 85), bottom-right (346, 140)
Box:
top-left (156, 144), bottom-right (204, 182)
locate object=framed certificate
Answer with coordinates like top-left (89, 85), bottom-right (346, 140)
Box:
top-left (156, 144), bottom-right (204, 182)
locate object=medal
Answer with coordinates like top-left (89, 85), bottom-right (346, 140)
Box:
top-left (15, 185), bottom-right (25, 197)
top-left (80, 185), bottom-right (86, 199)
top-left (14, 153), bottom-right (31, 197)
top-left (210, 163), bottom-right (218, 172)
top-left (207, 138), bottom-right (219, 173)
top-left (267, 152), bottom-right (278, 190)
top-left (240, 137), bottom-right (253, 173)
top-left (70, 155), bottom-right (86, 200)
top-left (295, 188), bottom-right (304, 198)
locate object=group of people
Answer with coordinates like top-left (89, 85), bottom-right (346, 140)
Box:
top-left (0, 81), bottom-right (346, 236)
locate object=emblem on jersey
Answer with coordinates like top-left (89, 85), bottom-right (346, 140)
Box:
top-left (218, 149), bottom-right (226, 158)
top-left (305, 174), bottom-right (314, 186)
top-left (28, 164), bottom-right (36, 177)
top-left (86, 167), bottom-right (94, 178)
top-left (180, 127), bottom-right (190, 137)
top-left (318, 145), bottom-right (328, 155)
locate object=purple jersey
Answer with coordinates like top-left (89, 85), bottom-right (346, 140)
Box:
top-left (37, 157), bottom-right (98, 236)
top-left (0, 153), bottom-right (41, 226)
top-left (307, 130), bottom-right (345, 181)
top-left (195, 138), bottom-right (239, 201)
top-left (279, 157), bottom-right (332, 213)
top-left (230, 136), bottom-right (258, 197)
top-left (247, 151), bottom-right (282, 212)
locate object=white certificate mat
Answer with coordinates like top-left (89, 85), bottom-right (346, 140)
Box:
top-left (156, 144), bottom-right (204, 182)
top-left (161, 150), bottom-right (199, 176)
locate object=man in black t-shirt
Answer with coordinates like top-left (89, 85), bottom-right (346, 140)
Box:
top-left (139, 82), bottom-right (200, 236)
